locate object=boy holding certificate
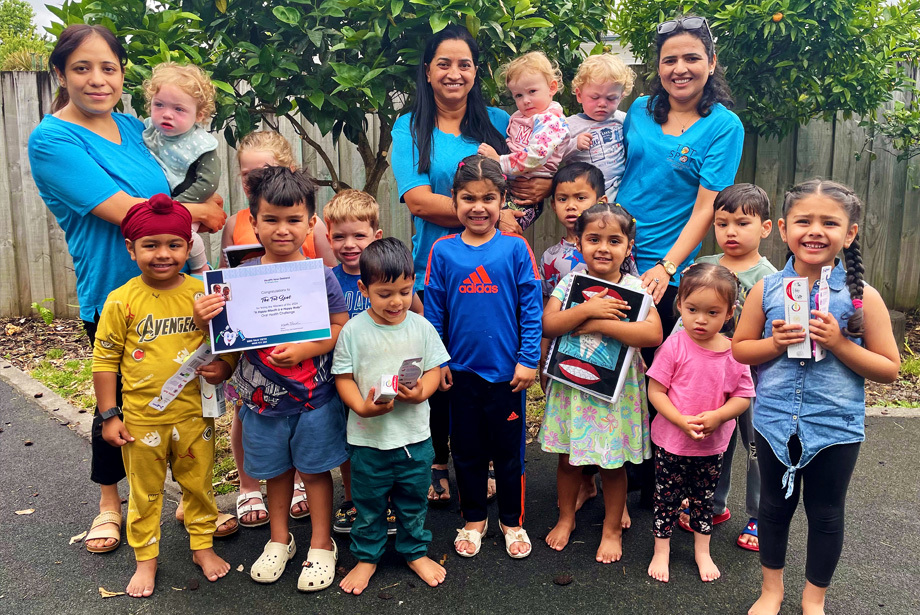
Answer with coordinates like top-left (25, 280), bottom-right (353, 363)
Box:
top-left (195, 166), bottom-right (349, 592)
top-left (92, 194), bottom-right (235, 598)
top-left (332, 238), bottom-right (450, 595)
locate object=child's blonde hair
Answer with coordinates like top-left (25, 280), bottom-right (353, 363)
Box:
top-left (572, 54), bottom-right (635, 96)
top-left (143, 62), bottom-right (216, 120)
top-left (499, 51), bottom-right (563, 93)
top-left (323, 189), bottom-right (380, 230)
top-left (237, 130), bottom-right (297, 169)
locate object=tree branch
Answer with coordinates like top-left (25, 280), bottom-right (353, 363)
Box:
top-left (283, 112), bottom-right (342, 190)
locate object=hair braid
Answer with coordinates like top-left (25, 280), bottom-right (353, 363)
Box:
top-left (843, 234), bottom-right (865, 337)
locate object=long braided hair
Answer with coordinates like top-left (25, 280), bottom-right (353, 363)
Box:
top-left (782, 179), bottom-right (865, 337)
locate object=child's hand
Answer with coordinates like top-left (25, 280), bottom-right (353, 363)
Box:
top-left (770, 319), bottom-right (806, 352)
top-left (576, 133), bottom-right (593, 151)
top-left (197, 358), bottom-right (232, 384)
top-left (809, 310), bottom-right (844, 351)
top-left (680, 416), bottom-right (705, 441)
top-left (477, 143), bottom-right (500, 160)
top-left (583, 288), bottom-right (630, 320)
top-left (362, 387), bottom-right (395, 416)
top-left (267, 343), bottom-right (305, 367)
top-left (439, 366), bottom-right (453, 392)
top-left (694, 411), bottom-right (723, 436)
top-left (397, 381), bottom-right (427, 404)
top-left (102, 416), bottom-right (134, 447)
top-left (510, 363), bottom-right (536, 393)
top-left (194, 293), bottom-right (225, 331)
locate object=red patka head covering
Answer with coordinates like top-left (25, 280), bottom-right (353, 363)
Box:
top-left (120, 193), bottom-right (192, 242)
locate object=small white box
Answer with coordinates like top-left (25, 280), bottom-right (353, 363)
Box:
top-left (784, 277), bottom-right (811, 359)
top-left (374, 375), bottom-right (399, 403)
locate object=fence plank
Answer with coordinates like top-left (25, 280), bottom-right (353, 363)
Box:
top-left (754, 134), bottom-right (797, 267)
top-left (894, 69), bottom-right (920, 309)
top-left (0, 76), bottom-right (17, 315)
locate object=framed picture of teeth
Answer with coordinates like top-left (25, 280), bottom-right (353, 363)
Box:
top-left (544, 273), bottom-right (654, 402)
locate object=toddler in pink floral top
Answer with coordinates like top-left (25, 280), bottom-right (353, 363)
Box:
top-left (479, 51), bottom-right (570, 231)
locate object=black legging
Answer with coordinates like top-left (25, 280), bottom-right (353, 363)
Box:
top-left (416, 289), bottom-right (450, 465)
top-left (756, 432), bottom-right (861, 588)
top-left (83, 317), bottom-right (126, 486)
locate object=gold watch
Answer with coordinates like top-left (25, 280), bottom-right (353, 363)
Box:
top-left (657, 259), bottom-right (677, 278)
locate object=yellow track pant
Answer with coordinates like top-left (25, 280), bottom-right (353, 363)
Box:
top-left (122, 416), bottom-right (217, 560)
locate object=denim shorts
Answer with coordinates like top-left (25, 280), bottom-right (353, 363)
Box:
top-left (239, 396), bottom-right (349, 479)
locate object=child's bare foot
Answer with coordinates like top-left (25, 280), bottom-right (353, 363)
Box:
top-left (408, 556), bottom-right (446, 587)
top-left (621, 505), bottom-right (631, 530)
top-left (695, 551), bottom-right (721, 582)
top-left (545, 518), bottom-right (575, 551)
top-left (574, 474), bottom-right (597, 512)
top-left (647, 538), bottom-right (670, 583)
top-left (596, 526), bottom-right (622, 563)
top-left (193, 548), bottom-right (230, 581)
top-left (175, 499), bottom-right (185, 522)
top-left (801, 581), bottom-right (827, 615)
top-left (749, 591), bottom-right (784, 615)
top-left (339, 562), bottom-right (376, 595)
top-left (127, 558), bottom-right (157, 598)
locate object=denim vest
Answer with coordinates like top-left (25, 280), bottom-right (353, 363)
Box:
top-left (754, 258), bottom-right (865, 498)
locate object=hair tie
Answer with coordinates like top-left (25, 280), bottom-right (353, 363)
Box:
top-left (852, 299), bottom-right (863, 309)
top-left (458, 162), bottom-right (465, 168)
top-left (502, 174), bottom-right (507, 180)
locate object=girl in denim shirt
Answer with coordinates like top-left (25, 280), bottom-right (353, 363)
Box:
top-left (733, 179), bottom-right (900, 615)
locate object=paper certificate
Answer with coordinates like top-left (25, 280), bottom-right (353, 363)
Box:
top-left (204, 260), bottom-right (332, 353)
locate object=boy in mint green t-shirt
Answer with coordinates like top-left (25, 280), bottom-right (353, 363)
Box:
top-left (332, 238), bottom-right (449, 595)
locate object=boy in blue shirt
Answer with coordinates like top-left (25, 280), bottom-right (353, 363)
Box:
top-left (333, 238), bottom-right (449, 594)
top-left (195, 166), bottom-right (348, 592)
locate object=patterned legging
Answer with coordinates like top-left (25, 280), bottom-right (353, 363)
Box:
top-left (653, 447), bottom-right (723, 538)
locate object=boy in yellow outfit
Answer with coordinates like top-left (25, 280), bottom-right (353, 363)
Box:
top-left (93, 194), bottom-right (236, 598)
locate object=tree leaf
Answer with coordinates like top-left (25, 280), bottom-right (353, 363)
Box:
top-left (309, 92), bottom-right (325, 109)
top-left (429, 13), bottom-right (448, 33)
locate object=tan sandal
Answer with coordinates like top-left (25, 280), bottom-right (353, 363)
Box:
top-left (214, 512), bottom-right (239, 538)
top-left (454, 520), bottom-right (487, 557)
top-left (501, 525), bottom-right (532, 559)
top-left (85, 510), bottom-right (122, 554)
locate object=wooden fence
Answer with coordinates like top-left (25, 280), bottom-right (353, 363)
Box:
top-left (1, 69), bottom-right (918, 320)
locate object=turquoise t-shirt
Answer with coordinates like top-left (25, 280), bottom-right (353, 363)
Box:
top-left (616, 96), bottom-right (744, 283)
top-left (28, 113), bottom-right (170, 321)
top-left (332, 311), bottom-right (449, 450)
top-left (391, 107), bottom-right (511, 291)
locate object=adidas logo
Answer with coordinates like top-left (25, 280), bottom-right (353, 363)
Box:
top-left (459, 265), bottom-right (498, 294)
top-left (507, 411), bottom-right (520, 421)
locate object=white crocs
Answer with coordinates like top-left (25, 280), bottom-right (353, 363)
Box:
top-left (250, 533), bottom-right (296, 583)
top-left (297, 538), bottom-right (338, 592)
top-left (454, 520), bottom-right (488, 557)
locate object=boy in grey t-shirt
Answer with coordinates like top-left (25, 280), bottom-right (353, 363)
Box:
top-left (332, 238), bottom-right (450, 595)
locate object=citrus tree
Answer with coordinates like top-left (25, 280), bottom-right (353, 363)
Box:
top-left (49, 0), bottom-right (615, 197)
top-left (613, 0), bottom-right (920, 140)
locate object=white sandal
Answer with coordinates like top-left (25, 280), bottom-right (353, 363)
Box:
top-left (297, 538), bottom-right (338, 592)
top-left (501, 525), bottom-right (532, 559)
top-left (236, 491), bottom-right (270, 528)
top-left (250, 533), bottom-right (296, 583)
top-left (290, 481), bottom-right (310, 519)
top-left (454, 520), bottom-right (487, 558)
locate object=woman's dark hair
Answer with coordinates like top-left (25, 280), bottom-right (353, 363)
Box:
top-left (714, 183), bottom-right (771, 221)
top-left (246, 166), bottom-right (317, 217)
top-left (49, 25), bottom-right (127, 113)
top-left (646, 14), bottom-right (734, 124)
top-left (782, 178), bottom-right (865, 337)
top-left (360, 237), bottom-right (415, 287)
top-left (573, 202), bottom-right (637, 275)
top-left (552, 162), bottom-right (605, 200)
top-left (451, 154), bottom-right (507, 198)
top-left (410, 25), bottom-right (508, 174)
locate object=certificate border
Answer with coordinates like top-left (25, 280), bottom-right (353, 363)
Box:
top-left (204, 260), bottom-right (331, 354)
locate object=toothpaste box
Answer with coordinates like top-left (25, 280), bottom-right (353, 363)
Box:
top-left (374, 374), bottom-right (399, 403)
top-left (813, 266), bottom-right (832, 362)
top-left (784, 277), bottom-right (811, 359)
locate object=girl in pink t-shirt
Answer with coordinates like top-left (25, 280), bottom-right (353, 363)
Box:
top-left (645, 263), bottom-right (755, 584)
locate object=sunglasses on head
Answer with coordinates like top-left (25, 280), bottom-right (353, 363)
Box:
top-left (656, 16), bottom-right (714, 41)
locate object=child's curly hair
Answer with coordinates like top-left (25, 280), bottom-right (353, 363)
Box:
top-left (572, 54), bottom-right (635, 97)
top-left (143, 62), bottom-right (216, 121)
top-left (498, 51), bottom-right (563, 93)
top-left (237, 130), bottom-right (297, 169)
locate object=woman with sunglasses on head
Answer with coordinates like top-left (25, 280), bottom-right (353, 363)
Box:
top-left (615, 15), bottom-right (744, 509)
